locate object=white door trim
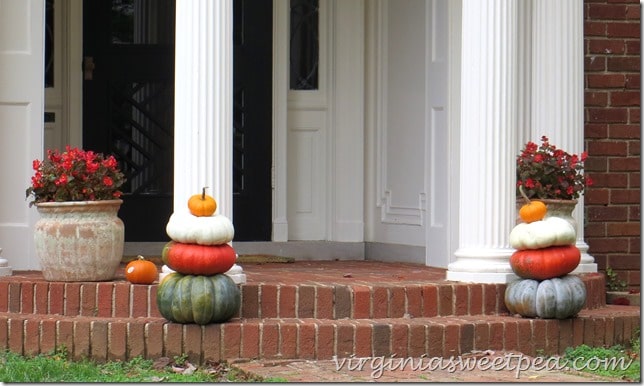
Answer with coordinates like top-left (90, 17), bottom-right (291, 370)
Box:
top-left (272, 0), bottom-right (289, 241)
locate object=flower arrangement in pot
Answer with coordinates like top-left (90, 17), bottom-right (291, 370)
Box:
top-left (516, 136), bottom-right (593, 229)
top-left (516, 135), bottom-right (592, 201)
top-left (26, 146), bottom-right (127, 282)
top-left (26, 146), bottom-right (125, 206)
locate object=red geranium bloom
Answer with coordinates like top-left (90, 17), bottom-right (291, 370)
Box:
top-left (516, 136), bottom-right (590, 200)
top-left (26, 147), bottom-right (126, 206)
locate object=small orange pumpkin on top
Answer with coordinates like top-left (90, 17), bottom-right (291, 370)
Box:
top-left (188, 187), bottom-right (217, 216)
top-left (518, 185), bottom-right (547, 223)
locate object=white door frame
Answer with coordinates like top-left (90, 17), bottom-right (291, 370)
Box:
top-left (272, 0), bottom-right (289, 241)
top-left (47, 0), bottom-right (83, 149)
top-left (0, 0), bottom-right (46, 270)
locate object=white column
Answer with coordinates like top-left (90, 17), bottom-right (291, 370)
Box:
top-left (530, 0), bottom-right (596, 273)
top-left (446, 0), bottom-right (519, 283)
top-left (171, 0), bottom-right (245, 284)
top-left (174, 0), bottom-right (232, 215)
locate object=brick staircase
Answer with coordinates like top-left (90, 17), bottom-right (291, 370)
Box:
top-left (0, 261), bottom-right (639, 365)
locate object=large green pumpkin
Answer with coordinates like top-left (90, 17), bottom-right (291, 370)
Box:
top-left (504, 275), bottom-right (586, 319)
top-left (156, 273), bottom-right (240, 324)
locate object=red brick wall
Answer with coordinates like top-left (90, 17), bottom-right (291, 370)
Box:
top-left (584, 0), bottom-right (640, 290)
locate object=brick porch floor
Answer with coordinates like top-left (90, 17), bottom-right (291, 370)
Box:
top-left (0, 260), bottom-right (639, 369)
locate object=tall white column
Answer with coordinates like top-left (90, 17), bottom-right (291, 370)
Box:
top-left (174, 0), bottom-right (232, 216)
top-left (530, 0), bottom-right (596, 273)
top-left (446, 0), bottom-right (519, 283)
top-left (171, 0), bottom-right (245, 284)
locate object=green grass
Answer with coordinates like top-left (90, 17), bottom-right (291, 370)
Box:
top-left (1, 335), bottom-right (640, 382)
top-left (0, 348), bottom-right (267, 383)
top-left (562, 332), bottom-right (640, 382)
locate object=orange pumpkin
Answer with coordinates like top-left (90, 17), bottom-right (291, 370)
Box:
top-left (188, 187), bottom-right (217, 216)
top-left (125, 255), bottom-right (158, 284)
top-left (510, 245), bottom-right (581, 280)
top-left (519, 200), bottom-right (547, 223)
top-left (162, 241), bottom-right (237, 276)
top-left (518, 185), bottom-right (547, 223)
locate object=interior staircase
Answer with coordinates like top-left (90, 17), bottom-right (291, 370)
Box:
top-left (0, 261), bottom-right (639, 365)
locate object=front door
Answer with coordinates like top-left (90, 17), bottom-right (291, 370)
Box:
top-left (83, 0), bottom-right (273, 242)
top-left (233, 0), bottom-right (273, 240)
top-left (83, 0), bottom-right (175, 241)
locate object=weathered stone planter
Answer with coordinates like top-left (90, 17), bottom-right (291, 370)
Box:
top-left (34, 200), bottom-right (124, 281)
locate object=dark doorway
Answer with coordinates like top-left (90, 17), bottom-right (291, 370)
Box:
top-left (233, 0), bottom-right (273, 240)
top-left (83, 0), bottom-right (175, 241)
top-left (83, 0), bottom-right (273, 242)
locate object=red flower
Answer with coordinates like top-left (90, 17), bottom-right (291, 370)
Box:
top-left (102, 156), bottom-right (118, 169)
top-left (103, 176), bottom-right (114, 187)
top-left (86, 161), bottom-right (99, 173)
top-left (55, 174), bottom-right (68, 186)
top-left (26, 146), bottom-right (126, 206)
top-left (517, 136), bottom-right (590, 200)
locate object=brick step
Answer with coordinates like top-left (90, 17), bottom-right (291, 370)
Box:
top-left (0, 273), bottom-right (606, 319)
top-left (0, 306), bottom-right (638, 365)
top-left (239, 274), bottom-right (606, 319)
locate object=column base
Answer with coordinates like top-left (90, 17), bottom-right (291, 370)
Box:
top-left (446, 270), bottom-right (519, 284)
top-left (574, 242), bottom-right (597, 274)
top-left (573, 252), bottom-right (598, 274)
top-left (446, 248), bottom-right (518, 283)
top-left (159, 265), bottom-right (173, 283)
top-left (225, 264), bottom-right (247, 285)
top-left (158, 264), bottom-right (247, 285)
top-left (0, 258), bottom-right (12, 277)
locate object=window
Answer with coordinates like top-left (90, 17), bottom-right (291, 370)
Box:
top-left (290, 0), bottom-right (319, 90)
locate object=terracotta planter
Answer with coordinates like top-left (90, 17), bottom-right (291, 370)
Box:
top-left (34, 200), bottom-right (124, 282)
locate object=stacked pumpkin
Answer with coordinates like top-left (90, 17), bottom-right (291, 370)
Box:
top-left (504, 198), bottom-right (587, 319)
top-left (156, 188), bottom-right (241, 325)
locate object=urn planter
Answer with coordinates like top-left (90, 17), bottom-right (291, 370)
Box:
top-left (34, 200), bottom-right (124, 281)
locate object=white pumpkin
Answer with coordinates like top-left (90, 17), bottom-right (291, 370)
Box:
top-left (509, 217), bottom-right (576, 250)
top-left (166, 212), bottom-right (235, 245)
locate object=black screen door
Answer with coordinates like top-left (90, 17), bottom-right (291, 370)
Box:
top-left (83, 0), bottom-right (175, 242)
top-left (83, 0), bottom-right (272, 242)
top-left (233, 0), bottom-right (273, 240)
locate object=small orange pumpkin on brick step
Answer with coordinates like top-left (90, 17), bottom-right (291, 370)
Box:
top-left (125, 255), bottom-right (158, 284)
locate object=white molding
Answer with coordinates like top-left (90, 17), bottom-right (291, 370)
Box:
top-left (444, 0), bottom-right (461, 269)
top-left (0, 0), bottom-right (45, 270)
top-left (372, 0), bottom-right (426, 228)
top-left (63, 0), bottom-right (83, 148)
top-left (272, 0), bottom-right (289, 241)
top-left (380, 191), bottom-right (425, 225)
top-left (48, 0), bottom-right (83, 149)
top-left (329, 0), bottom-right (364, 242)
top-left (424, 0), bottom-right (454, 269)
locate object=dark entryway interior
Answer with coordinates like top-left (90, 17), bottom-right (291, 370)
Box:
top-left (82, 0), bottom-right (272, 242)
